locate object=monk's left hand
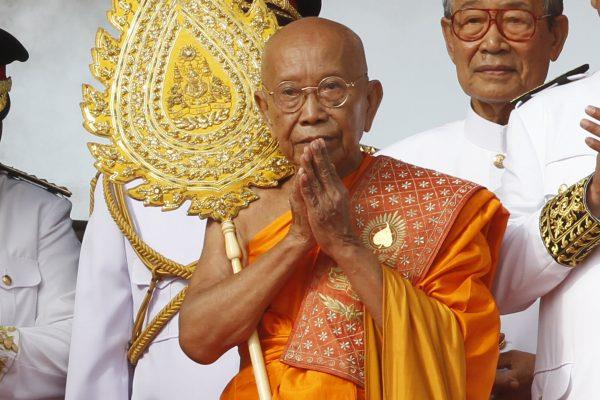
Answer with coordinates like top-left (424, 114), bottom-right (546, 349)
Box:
top-left (298, 139), bottom-right (361, 257)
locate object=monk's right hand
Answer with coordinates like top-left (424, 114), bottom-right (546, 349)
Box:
top-left (582, 105), bottom-right (600, 216)
top-left (288, 172), bottom-right (316, 250)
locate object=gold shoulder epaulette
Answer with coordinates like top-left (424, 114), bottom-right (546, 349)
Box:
top-left (540, 175), bottom-right (600, 267)
top-left (0, 163), bottom-right (72, 197)
top-left (511, 64), bottom-right (590, 108)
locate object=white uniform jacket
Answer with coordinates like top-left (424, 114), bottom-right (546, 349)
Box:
top-left (0, 172), bottom-right (79, 399)
top-left (65, 179), bottom-right (239, 400)
top-left (497, 71), bottom-right (600, 399)
top-left (380, 107), bottom-right (539, 354)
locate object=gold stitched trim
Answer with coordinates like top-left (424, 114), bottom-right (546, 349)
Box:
top-left (101, 176), bottom-right (196, 365)
top-left (0, 327), bottom-right (19, 381)
top-left (540, 175), bottom-right (600, 267)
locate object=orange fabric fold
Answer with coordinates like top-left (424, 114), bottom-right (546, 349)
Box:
top-left (365, 189), bottom-right (507, 400)
top-left (221, 156), bottom-right (507, 400)
top-left (221, 158), bottom-right (372, 400)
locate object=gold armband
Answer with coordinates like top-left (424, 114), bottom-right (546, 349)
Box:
top-left (540, 175), bottom-right (600, 267)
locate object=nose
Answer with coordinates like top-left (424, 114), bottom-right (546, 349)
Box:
top-left (478, 21), bottom-right (510, 54)
top-left (298, 91), bottom-right (328, 126)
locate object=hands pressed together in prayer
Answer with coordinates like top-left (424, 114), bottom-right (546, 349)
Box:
top-left (582, 105), bottom-right (600, 216)
top-left (288, 139), bottom-right (359, 256)
top-left (287, 138), bottom-right (383, 325)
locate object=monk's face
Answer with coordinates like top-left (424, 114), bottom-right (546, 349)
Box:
top-left (442, 0), bottom-right (568, 105)
top-left (256, 19), bottom-right (382, 173)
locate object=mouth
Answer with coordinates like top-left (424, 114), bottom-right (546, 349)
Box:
top-left (474, 66), bottom-right (516, 76)
top-left (296, 136), bottom-right (339, 145)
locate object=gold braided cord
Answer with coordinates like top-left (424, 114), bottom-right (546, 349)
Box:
top-left (102, 176), bottom-right (195, 279)
top-left (128, 288), bottom-right (188, 365)
top-left (540, 175), bottom-right (600, 267)
top-left (89, 172), bottom-right (101, 216)
top-left (101, 175), bottom-right (198, 364)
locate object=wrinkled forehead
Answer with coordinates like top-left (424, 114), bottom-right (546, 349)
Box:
top-left (451, 0), bottom-right (543, 11)
top-left (262, 29), bottom-right (366, 85)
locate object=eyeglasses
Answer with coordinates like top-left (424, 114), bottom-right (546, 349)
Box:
top-left (450, 9), bottom-right (552, 42)
top-left (264, 74), bottom-right (368, 113)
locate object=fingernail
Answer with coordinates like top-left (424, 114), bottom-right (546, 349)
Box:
top-left (298, 167), bottom-right (304, 175)
top-left (581, 119), bottom-right (590, 128)
top-left (587, 106), bottom-right (596, 114)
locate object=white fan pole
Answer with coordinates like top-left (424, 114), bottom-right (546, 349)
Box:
top-left (221, 220), bottom-right (272, 400)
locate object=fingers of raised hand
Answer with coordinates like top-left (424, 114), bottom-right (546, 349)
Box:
top-left (310, 139), bottom-right (338, 186)
top-left (301, 147), bottom-right (322, 194)
top-left (582, 106), bottom-right (600, 138)
top-left (298, 167), bottom-right (320, 209)
top-left (585, 136), bottom-right (600, 153)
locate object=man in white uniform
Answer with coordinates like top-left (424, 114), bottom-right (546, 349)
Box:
top-left (495, 2), bottom-right (600, 398)
top-left (65, 1), bottom-right (322, 399)
top-left (0, 29), bottom-right (79, 399)
top-left (380, 0), bottom-right (568, 398)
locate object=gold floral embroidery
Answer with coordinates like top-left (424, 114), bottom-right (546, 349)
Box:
top-left (540, 175), bottom-right (600, 267)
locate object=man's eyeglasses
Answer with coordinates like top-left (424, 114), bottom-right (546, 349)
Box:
top-left (450, 9), bottom-right (552, 42)
top-left (264, 74), bottom-right (368, 113)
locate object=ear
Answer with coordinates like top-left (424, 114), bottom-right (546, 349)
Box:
top-left (441, 17), bottom-right (457, 65)
top-left (363, 80), bottom-right (383, 133)
top-left (254, 90), bottom-right (273, 129)
top-left (548, 15), bottom-right (569, 62)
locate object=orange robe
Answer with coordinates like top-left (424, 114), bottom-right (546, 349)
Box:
top-left (221, 158), bottom-right (507, 400)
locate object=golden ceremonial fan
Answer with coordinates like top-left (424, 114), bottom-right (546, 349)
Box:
top-left (82, 0), bottom-right (301, 398)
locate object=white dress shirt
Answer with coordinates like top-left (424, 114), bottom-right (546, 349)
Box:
top-left (65, 179), bottom-right (239, 400)
top-left (0, 172), bottom-right (79, 399)
top-left (497, 71), bottom-right (600, 399)
top-left (380, 106), bottom-right (539, 354)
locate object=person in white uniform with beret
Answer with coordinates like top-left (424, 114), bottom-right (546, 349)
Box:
top-left (0, 28), bottom-right (79, 399)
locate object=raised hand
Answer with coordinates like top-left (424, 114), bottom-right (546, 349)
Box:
top-left (287, 172), bottom-right (316, 251)
top-left (581, 105), bottom-right (600, 216)
top-left (297, 139), bottom-right (361, 257)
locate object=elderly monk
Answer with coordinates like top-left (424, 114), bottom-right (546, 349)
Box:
top-left (180, 17), bottom-right (508, 399)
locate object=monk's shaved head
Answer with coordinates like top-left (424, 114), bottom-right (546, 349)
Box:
top-left (254, 17), bottom-right (383, 177)
top-left (261, 17), bottom-right (368, 85)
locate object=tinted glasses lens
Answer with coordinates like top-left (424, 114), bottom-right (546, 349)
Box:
top-left (501, 10), bottom-right (535, 40)
top-left (318, 76), bottom-right (348, 107)
top-left (453, 9), bottom-right (489, 41)
top-left (274, 83), bottom-right (303, 112)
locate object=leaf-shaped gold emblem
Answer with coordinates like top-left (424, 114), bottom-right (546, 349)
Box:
top-left (82, 0), bottom-right (295, 221)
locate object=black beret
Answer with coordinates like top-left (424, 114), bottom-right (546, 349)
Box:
top-left (0, 29), bottom-right (29, 66)
top-left (296, 0), bottom-right (321, 17)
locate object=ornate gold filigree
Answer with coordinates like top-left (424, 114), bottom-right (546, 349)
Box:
top-left (540, 175), bottom-right (600, 267)
top-left (82, 0), bottom-right (295, 221)
top-left (0, 327), bottom-right (18, 380)
top-left (318, 293), bottom-right (363, 321)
